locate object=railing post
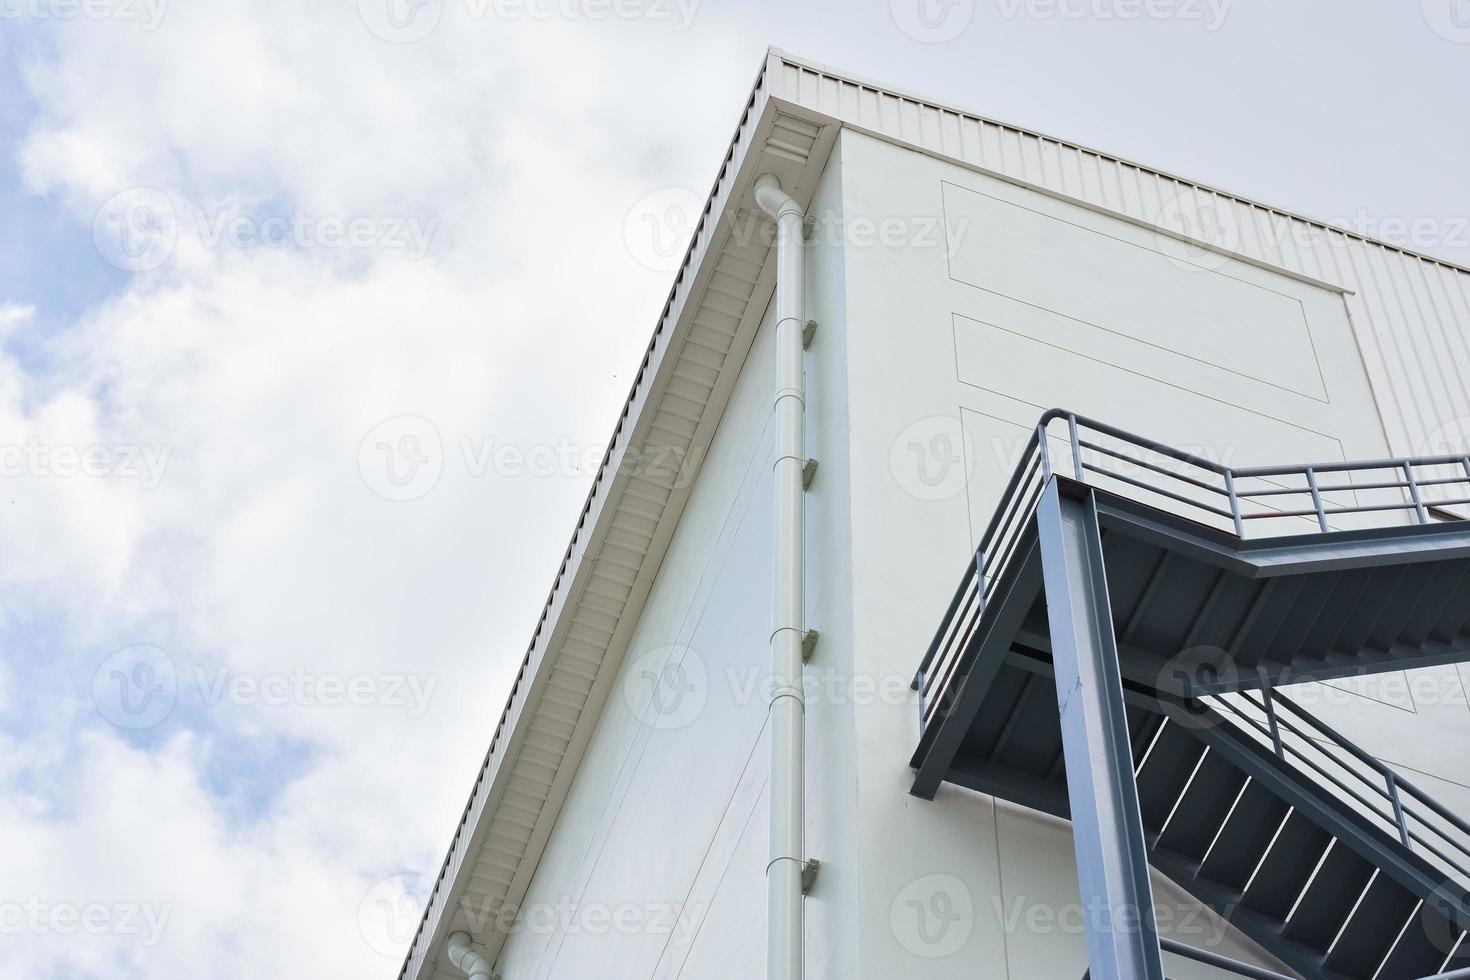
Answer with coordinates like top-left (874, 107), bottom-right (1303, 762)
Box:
top-left (1037, 423), bottom-right (1053, 482)
top-left (1385, 770), bottom-right (1412, 849)
top-left (1224, 470), bottom-right (1244, 538)
top-left (1403, 462), bottom-right (1429, 524)
top-left (1068, 414), bottom-right (1084, 480)
top-left (1305, 466), bottom-right (1330, 532)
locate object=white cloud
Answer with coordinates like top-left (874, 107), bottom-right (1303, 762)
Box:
top-left (0, 3), bottom-right (759, 977)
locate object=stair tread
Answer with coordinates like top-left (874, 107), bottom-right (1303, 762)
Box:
top-left (1281, 843), bottom-right (1374, 950)
top-left (1197, 781), bottom-right (1291, 891)
top-left (1156, 752), bottom-right (1248, 861)
top-left (1242, 811), bottom-right (1334, 920)
top-left (1323, 873), bottom-right (1419, 977)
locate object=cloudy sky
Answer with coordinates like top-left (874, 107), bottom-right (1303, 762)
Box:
top-left (0, 1), bottom-right (1467, 977)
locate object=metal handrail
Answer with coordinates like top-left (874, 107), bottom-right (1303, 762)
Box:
top-left (1203, 686), bottom-right (1470, 890)
top-left (916, 409), bottom-right (1470, 734)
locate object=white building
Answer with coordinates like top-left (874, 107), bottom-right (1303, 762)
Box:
top-left (399, 50), bottom-right (1470, 980)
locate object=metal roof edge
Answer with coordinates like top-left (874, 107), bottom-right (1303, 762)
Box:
top-left (396, 48), bottom-right (781, 980)
top-left (770, 48), bottom-right (1470, 279)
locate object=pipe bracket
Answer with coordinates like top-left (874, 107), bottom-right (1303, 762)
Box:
top-left (801, 858), bottom-right (821, 894)
top-left (802, 458), bottom-right (818, 490)
top-left (802, 319), bottom-right (817, 350)
top-left (801, 629), bottom-right (819, 663)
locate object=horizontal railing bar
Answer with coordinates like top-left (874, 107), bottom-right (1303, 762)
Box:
top-left (1241, 499), bottom-right (1428, 520)
top-left (1075, 438), bottom-right (1230, 495)
top-left (1238, 475), bottom-right (1470, 498)
top-left (1244, 691), bottom-right (1386, 777)
top-left (1240, 480), bottom-right (1406, 497)
top-left (983, 481), bottom-right (1046, 601)
top-left (975, 439), bottom-right (1043, 557)
top-left (1234, 452), bottom-right (1470, 477)
top-left (914, 564), bottom-right (978, 681)
top-left (1221, 697), bottom-right (1470, 877)
top-left (920, 583), bottom-right (978, 698)
top-left (984, 460), bottom-right (1044, 574)
top-left (1400, 823), bottom-right (1470, 882)
top-left (1055, 412), bottom-right (1230, 474)
top-left (1271, 692), bottom-right (1470, 842)
top-left (1079, 463), bottom-right (1236, 519)
top-left (1214, 697), bottom-right (1402, 823)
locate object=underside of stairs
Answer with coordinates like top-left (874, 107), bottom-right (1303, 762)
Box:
top-left (910, 412), bottom-right (1470, 980)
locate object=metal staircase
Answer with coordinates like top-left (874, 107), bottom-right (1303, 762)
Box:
top-left (909, 411), bottom-right (1470, 980)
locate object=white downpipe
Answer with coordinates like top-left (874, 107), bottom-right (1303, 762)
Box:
top-left (446, 931), bottom-right (494, 980)
top-left (754, 172), bottom-right (807, 980)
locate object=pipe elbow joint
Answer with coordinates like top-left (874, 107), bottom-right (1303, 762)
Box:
top-left (753, 174), bottom-right (803, 222)
top-left (446, 930), bottom-right (495, 980)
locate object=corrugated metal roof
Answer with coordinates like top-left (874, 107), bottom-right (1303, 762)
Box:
top-left (401, 47), bottom-right (1470, 980)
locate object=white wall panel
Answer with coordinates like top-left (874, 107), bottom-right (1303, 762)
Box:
top-left (495, 311), bottom-right (779, 980)
top-left (771, 52), bottom-right (1470, 486)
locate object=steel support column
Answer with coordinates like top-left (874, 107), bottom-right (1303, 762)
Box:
top-left (1037, 479), bottom-right (1164, 980)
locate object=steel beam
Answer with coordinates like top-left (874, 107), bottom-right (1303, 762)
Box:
top-left (1037, 479), bottom-right (1165, 980)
